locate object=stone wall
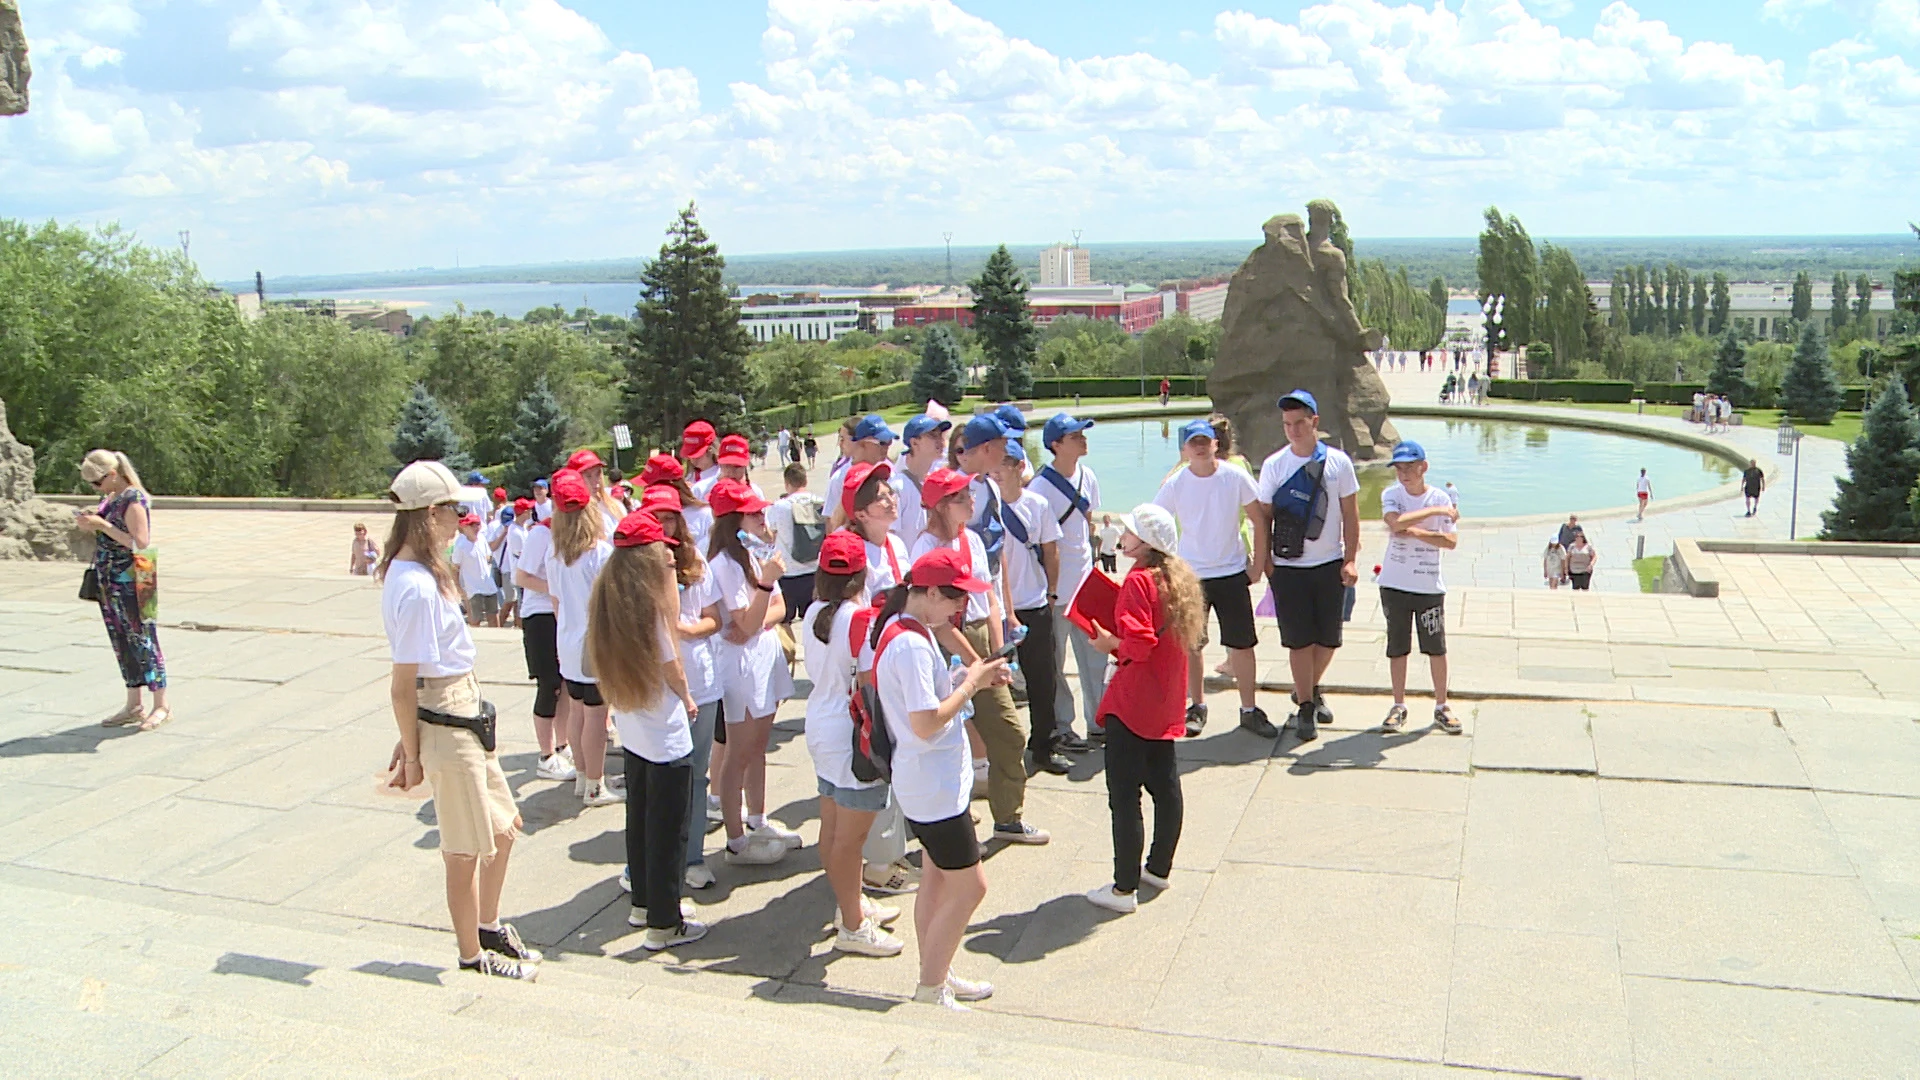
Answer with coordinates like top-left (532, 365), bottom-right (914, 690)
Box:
top-left (0, 399), bottom-right (85, 561)
top-left (0, 1), bottom-right (28, 117)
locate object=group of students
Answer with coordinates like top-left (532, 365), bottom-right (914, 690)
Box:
top-left (372, 388), bottom-right (1466, 1007)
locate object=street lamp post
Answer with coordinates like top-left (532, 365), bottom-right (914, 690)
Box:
top-left (1777, 417), bottom-right (1803, 540)
top-left (1481, 294), bottom-right (1505, 378)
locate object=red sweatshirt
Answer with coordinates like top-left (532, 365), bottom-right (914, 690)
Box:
top-left (1095, 566), bottom-right (1186, 741)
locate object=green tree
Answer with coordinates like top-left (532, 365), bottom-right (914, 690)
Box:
top-left (911, 323), bottom-right (967, 406)
top-left (1539, 244), bottom-right (1592, 371)
top-left (1691, 277), bottom-right (1708, 335)
top-left (1139, 312), bottom-right (1218, 376)
top-left (253, 311), bottom-right (408, 497)
top-left (392, 383), bottom-right (470, 471)
top-left (1822, 379), bottom-right (1920, 541)
top-left (1427, 276), bottom-right (1449, 343)
top-left (1791, 270), bottom-right (1814, 323)
top-left (1830, 272), bottom-right (1851, 336)
top-left (1853, 273), bottom-right (1873, 328)
top-left (1476, 207), bottom-right (1538, 349)
top-left (620, 203), bottom-right (754, 448)
top-left (1355, 260), bottom-right (1444, 351)
top-left (1609, 269), bottom-right (1629, 330)
top-left (1705, 331), bottom-right (1752, 406)
top-left (1709, 272), bottom-right (1731, 334)
top-left (971, 244), bottom-right (1037, 400)
top-left (750, 336), bottom-right (837, 414)
top-left (1667, 265), bottom-right (1688, 335)
top-left (1779, 323), bottom-right (1845, 423)
top-left (503, 377), bottom-right (568, 494)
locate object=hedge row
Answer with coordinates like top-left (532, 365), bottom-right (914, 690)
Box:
top-left (753, 381), bottom-right (917, 430)
top-left (1028, 376), bottom-right (1208, 398)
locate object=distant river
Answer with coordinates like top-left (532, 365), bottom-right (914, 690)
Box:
top-left (264, 281), bottom-right (882, 320)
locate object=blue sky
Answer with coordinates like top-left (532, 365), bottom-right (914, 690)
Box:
top-left (6, 0), bottom-right (1917, 280)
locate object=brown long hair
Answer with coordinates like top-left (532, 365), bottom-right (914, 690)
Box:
top-left (588, 543), bottom-right (677, 711)
top-left (551, 504), bottom-right (605, 566)
top-left (376, 508), bottom-right (458, 599)
top-left (925, 491), bottom-right (967, 543)
top-left (658, 510), bottom-right (706, 587)
top-left (661, 476), bottom-right (706, 510)
top-left (812, 568), bottom-right (868, 646)
top-left (849, 470), bottom-right (891, 545)
top-left (707, 511), bottom-right (751, 576)
top-left (1131, 548), bottom-right (1204, 651)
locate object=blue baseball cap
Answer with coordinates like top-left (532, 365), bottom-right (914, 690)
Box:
top-left (1278, 388), bottom-right (1319, 413)
top-left (1390, 441), bottom-right (1426, 463)
top-left (852, 414), bottom-right (896, 444)
top-left (902, 414), bottom-right (951, 441)
top-left (993, 404), bottom-right (1028, 432)
top-left (466, 470), bottom-right (488, 484)
top-left (1041, 412), bottom-right (1095, 450)
top-left (498, 507), bottom-right (514, 522)
top-left (1004, 440), bottom-right (1028, 464)
top-left (1180, 419), bottom-right (1216, 444)
top-left (961, 413), bottom-right (1009, 450)
top-left (532, 477), bottom-right (549, 489)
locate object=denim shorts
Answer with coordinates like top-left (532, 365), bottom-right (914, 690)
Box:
top-left (816, 775), bottom-right (889, 813)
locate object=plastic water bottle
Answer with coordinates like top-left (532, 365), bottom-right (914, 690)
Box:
top-left (1003, 624), bottom-right (1027, 676)
top-left (947, 655), bottom-right (975, 721)
top-left (737, 529), bottom-right (779, 563)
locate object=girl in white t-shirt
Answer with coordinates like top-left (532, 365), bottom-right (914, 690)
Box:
top-left (803, 532), bottom-right (905, 958)
top-left (646, 485), bottom-right (724, 891)
top-left (588, 509), bottom-right (706, 952)
top-left (870, 547), bottom-right (1009, 1011)
top-left (543, 469), bottom-right (621, 807)
top-left (705, 479), bottom-right (797, 866)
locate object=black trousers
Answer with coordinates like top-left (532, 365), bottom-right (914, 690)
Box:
top-left (623, 748), bottom-right (693, 930)
top-left (1103, 718), bottom-right (1183, 892)
top-left (1014, 606), bottom-right (1060, 756)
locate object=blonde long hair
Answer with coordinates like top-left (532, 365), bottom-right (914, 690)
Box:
top-left (588, 544), bottom-right (677, 711)
top-left (376, 508), bottom-right (459, 600)
top-left (551, 504), bottom-right (605, 566)
top-left (1133, 548), bottom-right (1204, 651)
top-left (80, 449), bottom-right (145, 493)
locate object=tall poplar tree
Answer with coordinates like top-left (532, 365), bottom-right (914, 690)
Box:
top-left (971, 244), bottom-right (1037, 401)
top-left (1709, 272), bottom-right (1731, 334)
top-left (1691, 277), bottom-right (1709, 335)
top-left (1830, 272), bottom-right (1851, 335)
top-left (620, 204), bottom-right (753, 447)
top-left (1791, 270), bottom-right (1814, 323)
top-left (1475, 207), bottom-right (1538, 349)
top-left (1853, 273), bottom-right (1873, 327)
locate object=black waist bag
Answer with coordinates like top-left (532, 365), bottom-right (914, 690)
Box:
top-left (418, 700), bottom-right (499, 753)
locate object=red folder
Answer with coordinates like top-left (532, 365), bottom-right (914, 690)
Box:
top-left (1066, 570), bottom-right (1119, 638)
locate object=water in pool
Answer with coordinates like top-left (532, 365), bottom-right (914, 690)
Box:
top-left (1034, 416), bottom-right (1737, 520)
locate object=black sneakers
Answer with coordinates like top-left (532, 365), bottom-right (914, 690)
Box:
top-left (459, 950), bottom-right (539, 981)
top-left (1184, 703), bottom-right (1208, 738)
top-left (478, 922), bottom-right (542, 963)
top-left (1030, 749), bottom-right (1072, 775)
top-left (1057, 732), bottom-right (1092, 754)
top-left (1294, 700), bottom-right (1319, 743)
top-left (1238, 705), bottom-right (1278, 739)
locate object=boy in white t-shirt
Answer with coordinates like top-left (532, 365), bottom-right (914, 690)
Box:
top-left (452, 513), bottom-right (502, 627)
top-left (1377, 441), bottom-right (1459, 735)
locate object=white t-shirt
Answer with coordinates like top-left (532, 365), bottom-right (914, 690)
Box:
top-left (612, 622), bottom-right (690, 763)
top-left (501, 522), bottom-right (526, 578)
top-left (876, 618), bottom-right (969, 823)
top-left (863, 533), bottom-right (912, 598)
top-left (1636, 475), bottom-right (1652, 496)
top-left (1001, 488), bottom-right (1062, 612)
top-left (1154, 462), bottom-right (1258, 579)
top-left (451, 534), bottom-right (499, 597)
top-left (767, 492), bottom-right (822, 577)
top-left (910, 529), bottom-right (993, 624)
top-left (802, 601), bottom-right (875, 791)
top-left (532, 496), bottom-right (553, 523)
top-left (1255, 443), bottom-right (1361, 569)
top-left (1378, 483), bottom-right (1454, 595)
top-left (893, 464), bottom-right (932, 550)
top-left (381, 560), bottom-right (476, 677)
top-left (711, 551), bottom-right (785, 700)
top-left (543, 538), bottom-right (612, 683)
top-left (516, 524), bottom-right (555, 617)
top-left (678, 572), bottom-right (722, 706)
top-left (1033, 462), bottom-right (1100, 600)
top-left (689, 464), bottom-right (720, 492)
top-left (681, 503), bottom-right (715, 554)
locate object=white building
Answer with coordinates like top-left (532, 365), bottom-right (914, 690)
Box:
top-left (737, 300), bottom-right (864, 343)
top-left (1040, 244), bottom-right (1091, 287)
top-left (1589, 280), bottom-right (1899, 340)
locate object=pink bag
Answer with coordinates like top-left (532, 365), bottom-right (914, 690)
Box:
top-left (1254, 585), bottom-right (1276, 618)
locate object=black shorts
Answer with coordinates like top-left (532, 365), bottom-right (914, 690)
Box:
top-left (1380, 587), bottom-right (1446, 658)
top-left (1271, 561), bottom-right (1345, 651)
top-left (777, 574), bottom-right (813, 625)
top-left (1198, 571), bottom-right (1259, 650)
top-left (908, 811), bottom-right (981, 870)
top-left (564, 679), bottom-right (604, 707)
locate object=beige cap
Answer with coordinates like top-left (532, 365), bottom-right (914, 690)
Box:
top-left (388, 460), bottom-right (487, 512)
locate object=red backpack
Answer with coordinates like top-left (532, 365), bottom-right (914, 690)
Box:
top-left (849, 615), bottom-right (933, 784)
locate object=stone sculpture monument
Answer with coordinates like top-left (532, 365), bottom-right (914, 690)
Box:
top-left (0, 399), bottom-right (84, 561)
top-left (0, 0), bottom-right (28, 117)
top-left (1210, 201), bottom-right (1398, 464)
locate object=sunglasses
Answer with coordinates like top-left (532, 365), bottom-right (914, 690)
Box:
top-left (86, 476), bottom-right (106, 489)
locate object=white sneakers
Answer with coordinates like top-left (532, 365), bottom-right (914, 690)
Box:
top-left (752, 820), bottom-right (803, 850)
top-left (724, 834), bottom-right (787, 865)
top-left (1140, 868), bottom-right (1172, 890)
top-left (833, 895), bottom-right (900, 932)
top-left (1085, 884), bottom-right (1138, 914)
top-left (834, 918), bottom-right (904, 957)
top-left (684, 864), bottom-right (715, 890)
top-left (627, 898), bottom-right (696, 925)
top-left (535, 748), bottom-right (576, 782)
top-left (706, 793), bottom-right (724, 824)
top-left (580, 777), bottom-right (624, 807)
top-left (912, 973), bottom-right (993, 1011)
top-left (642, 919), bottom-right (707, 951)
top-left (862, 860), bottom-right (920, 895)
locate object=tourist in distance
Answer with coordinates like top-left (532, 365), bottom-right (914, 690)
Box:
top-left (1543, 536), bottom-right (1568, 589)
top-left (1246, 389), bottom-right (1362, 743)
top-left (378, 461), bottom-right (539, 980)
top-left (1376, 442), bottom-right (1461, 734)
top-left (590, 510), bottom-right (707, 950)
top-left (1635, 468), bottom-right (1653, 520)
top-left (541, 469), bottom-right (623, 806)
top-left (1083, 504), bottom-right (1201, 915)
top-left (802, 531), bottom-right (905, 957)
top-left (1742, 458), bottom-right (1766, 517)
top-left (78, 449), bottom-right (170, 731)
top-left (1557, 514), bottom-right (1585, 549)
top-left (1153, 418), bottom-right (1270, 738)
top-left (804, 431), bottom-right (819, 468)
top-left (513, 495), bottom-right (576, 785)
top-left (766, 462), bottom-right (822, 624)
top-left (776, 426), bottom-right (792, 469)
top-left (706, 478), bottom-right (801, 864)
top-left (1035, 412), bottom-right (1104, 748)
top-left (680, 420), bottom-right (721, 491)
top-left (893, 413), bottom-right (952, 550)
top-left (1566, 533), bottom-right (1597, 590)
top-left (451, 512), bottom-right (501, 628)
top-left (644, 484), bottom-right (724, 891)
top-left (349, 521), bottom-right (378, 575)
top-left (1096, 514), bottom-right (1121, 573)
top-left (992, 441), bottom-right (1070, 775)
top-left (1158, 377), bottom-right (1172, 406)
top-left (869, 546), bottom-right (1011, 1011)
top-left (1444, 481), bottom-right (1460, 510)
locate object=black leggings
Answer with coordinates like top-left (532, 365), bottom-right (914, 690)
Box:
top-left (623, 749), bottom-right (693, 930)
top-left (520, 613), bottom-right (562, 719)
top-left (1014, 606), bottom-right (1059, 756)
top-left (1103, 717), bottom-right (1183, 892)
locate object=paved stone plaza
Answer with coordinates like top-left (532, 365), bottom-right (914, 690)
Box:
top-left (3, 399), bottom-right (1918, 1078)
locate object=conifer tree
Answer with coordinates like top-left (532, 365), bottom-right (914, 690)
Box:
top-left (390, 383), bottom-right (470, 472)
top-left (1822, 379), bottom-right (1920, 541)
top-left (971, 245), bottom-right (1037, 401)
top-left (620, 203), bottom-right (753, 447)
top-left (1706, 331), bottom-right (1752, 406)
top-left (911, 323), bottom-right (966, 407)
top-left (1779, 323), bottom-right (1845, 424)
top-left (504, 376), bottom-right (568, 493)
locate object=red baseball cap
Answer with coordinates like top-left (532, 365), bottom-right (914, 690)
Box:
top-left (641, 485), bottom-right (682, 516)
top-left (611, 483), bottom-right (630, 499)
top-left (717, 434), bottom-right (752, 467)
top-left (550, 468), bottom-right (591, 512)
top-left (640, 453), bottom-right (685, 486)
top-left (841, 460), bottom-right (893, 518)
top-left (920, 467), bottom-right (972, 508)
top-left (491, 487), bottom-right (506, 502)
top-left (681, 420), bottom-right (717, 459)
top-left (908, 546), bottom-right (990, 593)
top-left (707, 478), bottom-right (770, 517)
top-left (458, 512), bottom-right (481, 527)
top-left (612, 509), bottom-right (677, 548)
top-left (818, 529), bottom-right (868, 575)
top-left (512, 498), bottom-right (534, 514)
top-left (566, 448), bottom-right (604, 473)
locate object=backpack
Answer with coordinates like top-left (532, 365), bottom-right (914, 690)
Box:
top-left (787, 494), bottom-right (826, 564)
top-left (1269, 444), bottom-right (1329, 561)
top-left (849, 616), bottom-right (934, 784)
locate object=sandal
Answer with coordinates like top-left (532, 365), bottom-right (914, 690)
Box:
top-left (1381, 704), bottom-right (1408, 733)
top-left (1432, 705), bottom-right (1461, 736)
top-left (137, 708), bottom-right (173, 732)
top-left (102, 705), bottom-right (146, 728)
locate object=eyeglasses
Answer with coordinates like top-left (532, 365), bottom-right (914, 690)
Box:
top-left (85, 476), bottom-right (105, 489)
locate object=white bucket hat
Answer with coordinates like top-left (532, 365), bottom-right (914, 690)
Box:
top-left (1121, 503), bottom-right (1179, 557)
top-left (389, 460), bottom-right (487, 512)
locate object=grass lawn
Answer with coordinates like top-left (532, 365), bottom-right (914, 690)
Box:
top-left (1517, 399), bottom-right (1864, 444)
top-left (1631, 555), bottom-right (1667, 593)
top-left (862, 394), bottom-right (1209, 428)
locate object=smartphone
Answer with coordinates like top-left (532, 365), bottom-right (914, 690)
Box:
top-left (989, 639), bottom-right (1021, 662)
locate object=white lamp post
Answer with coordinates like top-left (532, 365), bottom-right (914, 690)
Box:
top-left (1776, 417), bottom-right (1803, 539)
